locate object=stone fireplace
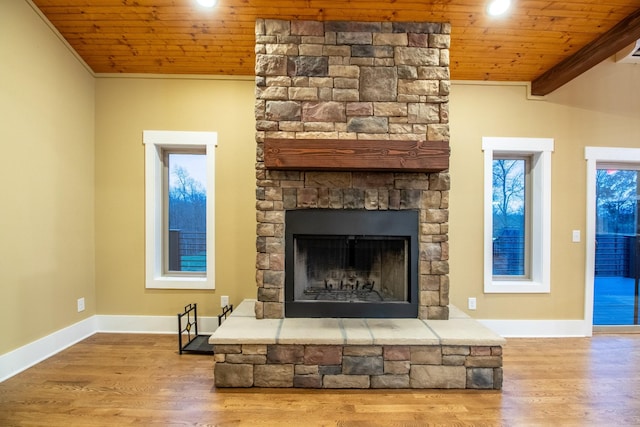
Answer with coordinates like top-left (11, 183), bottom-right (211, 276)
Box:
top-left (209, 19), bottom-right (504, 390)
top-left (255, 19), bottom-right (451, 320)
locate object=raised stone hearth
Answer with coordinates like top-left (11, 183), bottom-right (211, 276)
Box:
top-left (210, 300), bottom-right (505, 389)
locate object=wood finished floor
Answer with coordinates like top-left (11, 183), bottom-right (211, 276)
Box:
top-left (1, 333), bottom-right (639, 426)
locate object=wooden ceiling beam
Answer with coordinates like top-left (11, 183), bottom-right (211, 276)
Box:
top-left (531, 8), bottom-right (640, 96)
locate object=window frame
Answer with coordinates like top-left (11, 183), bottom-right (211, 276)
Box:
top-left (143, 130), bottom-right (217, 290)
top-left (482, 137), bottom-right (554, 293)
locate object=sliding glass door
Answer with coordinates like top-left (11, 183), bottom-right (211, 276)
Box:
top-left (593, 165), bottom-right (640, 326)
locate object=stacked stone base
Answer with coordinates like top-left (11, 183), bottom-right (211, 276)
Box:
top-left (213, 343), bottom-right (502, 389)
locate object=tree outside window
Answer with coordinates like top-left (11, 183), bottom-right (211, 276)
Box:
top-left (492, 158), bottom-right (527, 277)
top-left (596, 169), bottom-right (638, 236)
top-left (166, 153), bottom-right (207, 273)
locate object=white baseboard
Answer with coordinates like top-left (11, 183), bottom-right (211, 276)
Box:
top-left (0, 314), bottom-right (220, 383)
top-left (479, 319), bottom-right (591, 337)
top-left (0, 316), bottom-right (97, 382)
top-left (96, 314), bottom-right (219, 335)
top-left (0, 315), bottom-right (589, 383)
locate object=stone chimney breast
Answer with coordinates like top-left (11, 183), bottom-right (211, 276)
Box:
top-left (254, 19), bottom-right (451, 320)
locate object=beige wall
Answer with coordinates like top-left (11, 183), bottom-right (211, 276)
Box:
top-left (94, 77), bottom-right (256, 317)
top-left (449, 59), bottom-right (640, 319)
top-left (4, 0), bottom-right (640, 358)
top-left (94, 59), bottom-right (640, 322)
top-left (0, 1), bottom-right (95, 353)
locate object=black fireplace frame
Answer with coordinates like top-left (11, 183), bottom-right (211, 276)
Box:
top-left (285, 209), bottom-right (419, 318)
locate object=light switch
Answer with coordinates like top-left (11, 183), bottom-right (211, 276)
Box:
top-left (572, 230), bottom-right (581, 243)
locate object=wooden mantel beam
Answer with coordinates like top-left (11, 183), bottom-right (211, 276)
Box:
top-left (531, 8), bottom-right (640, 96)
top-left (263, 139), bottom-right (450, 173)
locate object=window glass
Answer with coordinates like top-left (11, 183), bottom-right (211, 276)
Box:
top-left (166, 152), bottom-right (207, 273)
top-left (595, 168), bottom-right (638, 235)
top-left (492, 158), bottom-right (528, 277)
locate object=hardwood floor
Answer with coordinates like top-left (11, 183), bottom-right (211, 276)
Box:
top-left (1, 333), bottom-right (639, 426)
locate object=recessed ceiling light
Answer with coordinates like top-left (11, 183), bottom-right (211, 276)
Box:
top-left (487, 0), bottom-right (511, 16)
top-left (196, 0), bottom-right (217, 7)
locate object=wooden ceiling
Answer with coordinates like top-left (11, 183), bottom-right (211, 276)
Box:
top-left (31, 0), bottom-right (640, 95)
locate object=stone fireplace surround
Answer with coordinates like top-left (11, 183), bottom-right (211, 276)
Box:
top-left (254, 18), bottom-right (451, 321)
top-left (209, 19), bottom-right (505, 390)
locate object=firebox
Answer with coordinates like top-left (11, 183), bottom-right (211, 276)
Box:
top-left (285, 210), bottom-right (419, 318)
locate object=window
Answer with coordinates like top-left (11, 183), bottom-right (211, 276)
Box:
top-left (166, 151), bottom-right (207, 274)
top-left (143, 130), bottom-right (217, 289)
top-left (492, 156), bottom-right (530, 278)
top-left (482, 137), bottom-right (553, 293)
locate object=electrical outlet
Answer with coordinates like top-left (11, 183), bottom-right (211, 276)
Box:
top-left (468, 297), bottom-right (477, 310)
top-left (220, 295), bottom-right (229, 308)
top-left (77, 297), bottom-right (85, 312)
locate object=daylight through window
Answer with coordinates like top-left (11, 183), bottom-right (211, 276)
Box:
top-left (165, 151), bottom-right (207, 274)
top-left (492, 156), bottom-right (530, 278)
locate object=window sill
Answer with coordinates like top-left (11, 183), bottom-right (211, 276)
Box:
top-left (146, 275), bottom-right (214, 290)
top-left (484, 280), bottom-right (550, 294)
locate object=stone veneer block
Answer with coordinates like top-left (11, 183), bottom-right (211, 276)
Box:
top-left (225, 354), bottom-right (267, 364)
top-left (359, 67), bottom-right (398, 101)
top-left (410, 346), bottom-right (442, 365)
top-left (267, 345), bottom-right (305, 364)
top-left (466, 368), bottom-right (495, 389)
top-left (302, 101), bottom-right (346, 122)
top-left (291, 20), bottom-right (324, 36)
top-left (255, 54), bottom-right (287, 76)
top-left (214, 363), bottom-right (254, 387)
top-left (384, 360), bottom-right (410, 375)
top-left (371, 374), bottom-right (410, 388)
top-left (294, 375), bottom-right (322, 388)
top-left (304, 345), bottom-right (343, 365)
top-left (342, 356), bottom-right (384, 375)
top-left (343, 346), bottom-right (382, 356)
top-left (254, 364), bottom-right (294, 387)
top-left (383, 345), bottom-right (410, 360)
top-left (323, 374), bottom-right (370, 388)
top-left (465, 355), bottom-right (502, 368)
top-left (288, 56), bottom-right (329, 76)
top-left (409, 365), bottom-right (466, 389)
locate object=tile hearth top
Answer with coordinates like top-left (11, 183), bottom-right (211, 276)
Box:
top-left (210, 300), bottom-right (506, 347)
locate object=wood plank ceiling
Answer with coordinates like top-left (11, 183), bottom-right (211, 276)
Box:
top-left (31, 0), bottom-right (640, 95)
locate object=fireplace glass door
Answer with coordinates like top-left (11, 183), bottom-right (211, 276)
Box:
top-left (294, 235), bottom-right (408, 303)
top-left (284, 209), bottom-right (418, 318)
